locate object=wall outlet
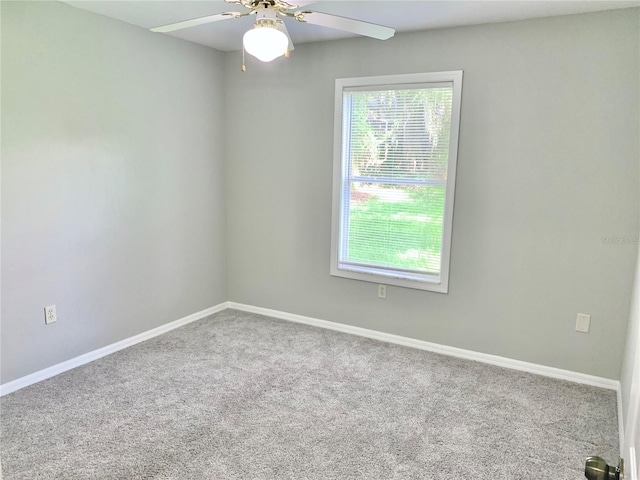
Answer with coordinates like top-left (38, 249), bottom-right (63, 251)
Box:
top-left (576, 313), bottom-right (590, 333)
top-left (378, 284), bottom-right (387, 299)
top-left (44, 305), bottom-right (57, 325)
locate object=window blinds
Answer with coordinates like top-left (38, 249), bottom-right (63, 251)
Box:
top-left (339, 85), bottom-right (454, 277)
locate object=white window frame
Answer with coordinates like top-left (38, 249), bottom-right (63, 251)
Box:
top-left (330, 71), bottom-right (463, 293)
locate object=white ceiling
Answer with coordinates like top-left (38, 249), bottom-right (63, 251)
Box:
top-left (62, 0), bottom-right (640, 52)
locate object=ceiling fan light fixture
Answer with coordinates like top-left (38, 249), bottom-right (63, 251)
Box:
top-left (243, 21), bottom-right (288, 62)
top-left (151, 2), bottom-right (396, 66)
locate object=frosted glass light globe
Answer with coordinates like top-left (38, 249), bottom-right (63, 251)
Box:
top-left (243, 25), bottom-right (288, 62)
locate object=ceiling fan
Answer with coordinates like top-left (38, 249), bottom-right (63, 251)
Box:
top-left (150, 0), bottom-right (395, 65)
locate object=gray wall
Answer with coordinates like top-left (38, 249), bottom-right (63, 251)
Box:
top-left (1, 1), bottom-right (227, 383)
top-left (224, 9), bottom-right (639, 379)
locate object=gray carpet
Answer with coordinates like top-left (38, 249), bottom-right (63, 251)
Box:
top-left (1, 309), bottom-right (618, 479)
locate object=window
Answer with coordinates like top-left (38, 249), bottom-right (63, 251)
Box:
top-left (330, 71), bottom-right (463, 292)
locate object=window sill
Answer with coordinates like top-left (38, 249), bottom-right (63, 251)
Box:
top-left (330, 264), bottom-right (449, 293)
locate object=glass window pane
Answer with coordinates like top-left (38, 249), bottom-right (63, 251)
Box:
top-left (347, 87), bottom-right (453, 181)
top-left (345, 183), bottom-right (445, 275)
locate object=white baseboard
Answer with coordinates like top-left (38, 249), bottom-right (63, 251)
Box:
top-left (0, 302), bottom-right (230, 397)
top-left (617, 384), bottom-right (625, 458)
top-left (2, 300), bottom-right (620, 398)
top-left (229, 302), bottom-right (620, 391)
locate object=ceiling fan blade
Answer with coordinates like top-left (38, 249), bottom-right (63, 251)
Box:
top-left (278, 21), bottom-right (295, 52)
top-left (151, 12), bottom-right (243, 33)
top-left (297, 11), bottom-right (394, 40)
top-left (284, 0), bottom-right (316, 6)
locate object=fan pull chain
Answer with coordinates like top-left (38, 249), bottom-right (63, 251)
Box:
top-left (241, 46), bottom-right (246, 72)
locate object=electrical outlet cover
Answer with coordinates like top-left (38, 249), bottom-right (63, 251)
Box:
top-left (576, 313), bottom-right (590, 333)
top-left (45, 305), bottom-right (57, 325)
